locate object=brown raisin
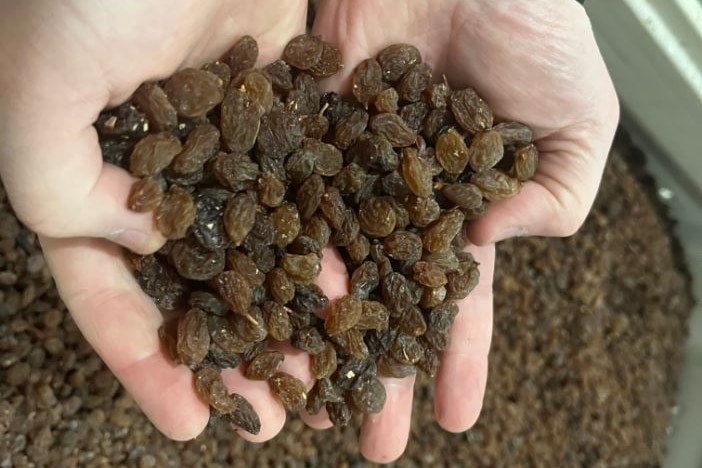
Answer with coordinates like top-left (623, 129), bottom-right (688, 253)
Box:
top-left (128, 177), bottom-right (163, 212)
top-left (377, 44), bottom-right (421, 82)
top-left (283, 34), bottom-right (324, 70)
top-left (165, 68), bottom-right (224, 118)
top-left (132, 82), bottom-right (178, 132)
top-left (269, 372), bottom-right (307, 410)
top-left (449, 88), bottom-right (493, 134)
top-left (213, 271), bottom-right (251, 315)
top-left (223, 35), bottom-right (259, 77)
top-left (177, 308), bottom-right (210, 367)
top-left (129, 133), bottom-right (182, 177)
top-left (155, 185), bottom-right (196, 239)
top-left (245, 350), bottom-right (284, 380)
top-left (223, 193), bottom-right (257, 246)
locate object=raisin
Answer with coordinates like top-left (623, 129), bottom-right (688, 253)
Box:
top-left (189, 291), bottom-right (228, 316)
top-left (326, 401), bottom-right (352, 427)
top-left (435, 128), bottom-right (470, 175)
top-left (202, 61), bottom-right (232, 88)
top-left (194, 366), bottom-right (237, 413)
top-left (257, 172), bottom-right (286, 208)
top-left (377, 44), bottom-right (421, 82)
top-left (221, 88), bottom-right (263, 153)
top-left (245, 350), bottom-right (284, 380)
top-left (212, 152), bottom-right (259, 192)
top-left (369, 113), bottom-right (416, 147)
top-left (286, 73), bottom-right (321, 115)
top-left (442, 183), bottom-right (483, 210)
top-left (283, 34), bottom-right (324, 70)
top-left (280, 253), bottom-right (321, 285)
top-left (291, 327), bottom-right (326, 355)
top-left (422, 209), bottom-right (465, 254)
top-left (374, 87), bottom-right (399, 114)
top-left (357, 301), bottom-right (390, 331)
top-left (132, 82), bottom-right (178, 131)
top-left (512, 143), bottom-right (539, 181)
top-left (449, 88), bottom-right (493, 134)
top-left (426, 82), bottom-right (451, 109)
top-left (227, 250), bottom-right (265, 286)
top-left (269, 372), bottom-right (308, 410)
top-left (349, 261), bottom-right (379, 300)
top-left (407, 195), bottom-right (440, 228)
top-left (267, 268), bottom-right (295, 305)
top-left (383, 231), bottom-right (422, 262)
top-left (270, 203), bottom-right (301, 248)
top-left (352, 58), bottom-right (384, 106)
top-left (128, 177), bottom-right (163, 212)
top-left (256, 108), bottom-right (304, 158)
top-left (494, 121), bottom-right (533, 146)
top-left (223, 393), bottom-right (261, 435)
top-left (358, 197), bottom-right (396, 238)
top-left (325, 295), bottom-right (362, 335)
top-left (213, 270), bottom-right (252, 315)
top-left (311, 341), bottom-right (338, 379)
top-left (309, 41), bottom-right (343, 78)
top-left (351, 374), bottom-right (386, 414)
top-left (397, 62), bottom-right (432, 102)
top-left (412, 261), bottom-right (448, 288)
top-left (172, 124), bottom-right (220, 174)
top-left (129, 132), bottom-right (182, 176)
top-left (469, 129), bottom-right (504, 173)
top-left (177, 308), bottom-right (210, 368)
top-left (330, 328), bottom-right (368, 359)
top-left (208, 315), bottom-right (254, 354)
top-left (304, 139), bottom-right (343, 177)
top-left (223, 35), bottom-right (259, 77)
top-left (223, 193), bottom-right (256, 246)
top-left (334, 108), bottom-right (368, 150)
top-left (165, 68), bottom-right (224, 118)
top-left (156, 185), bottom-right (196, 239)
top-left (236, 70), bottom-right (274, 114)
top-left (262, 59), bottom-right (293, 92)
top-left (263, 301), bottom-right (293, 341)
top-left (401, 148), bottom-right (433, 197)
top-left (170, 237), bottom-right (225, 280)
top-left (471, 168), bottom-right (520, 201)
top-left (346, 233), bottom-right (371, 263)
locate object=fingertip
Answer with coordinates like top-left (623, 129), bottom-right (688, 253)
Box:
top-left (359, 375), bottom-right (415, 464)
top-left (434, 354), bottom-right (487, 433)
top-left (299, 408), bottom-right (334, 430)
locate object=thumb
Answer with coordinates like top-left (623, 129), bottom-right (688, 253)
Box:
top-left (1, 120), bottom-right (164, 254)
top-left (467, 140), bottom-right (608, 245)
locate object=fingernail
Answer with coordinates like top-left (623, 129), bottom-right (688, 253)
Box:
top-left (107, 228), bottom-right (164, 254)
top-left (490, 226), bottom-right (529, 244)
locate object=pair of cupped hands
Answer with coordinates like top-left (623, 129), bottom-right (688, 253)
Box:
top-left (0, 0), bottom-right (618, 463)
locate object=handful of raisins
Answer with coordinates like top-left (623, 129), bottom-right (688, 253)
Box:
top-left (97, 34), bottom-right (537, 434)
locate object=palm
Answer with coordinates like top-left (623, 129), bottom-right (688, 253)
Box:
top-left (313, 0), bottom-right (618, 462)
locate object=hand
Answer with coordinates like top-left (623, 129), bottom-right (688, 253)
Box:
top-left (0, 0), bottom-right (308, 442)
top-left (312, 0), bottom-right (619, 462)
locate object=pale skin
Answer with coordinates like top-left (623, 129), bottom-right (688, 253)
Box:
top-left (0, 0), bottom-right (618, 464)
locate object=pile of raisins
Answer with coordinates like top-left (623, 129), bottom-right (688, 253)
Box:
top-left (96, 34), bottom-right (537, 434)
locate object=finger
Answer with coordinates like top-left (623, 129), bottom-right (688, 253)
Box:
top-left (316, 246), bottom-right (350, 305)
top-left (3, 119), bottom-right (165, 254)
top-left (359, 374), bottom-right (416, 464)
top-left (468, 144), bottom-right (605, 245)
top-left (434, 243), bottom-right (494, 432)
top-left (39, 235), bottom-right (209, 440)
top-left (270, 341), bottom-right (334, 430)
top-left (299, 406), bottom-right (333, 430)
top-left (220, 366), bottom-right (287, 442)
